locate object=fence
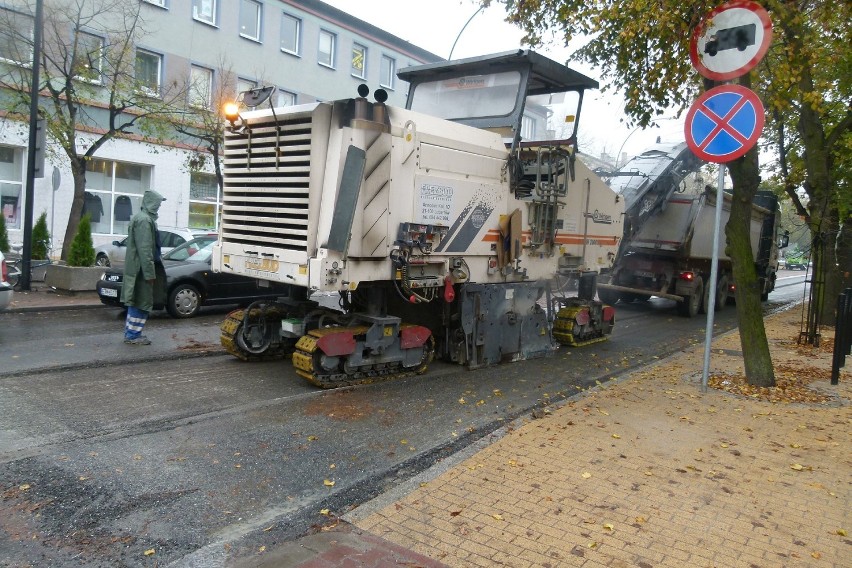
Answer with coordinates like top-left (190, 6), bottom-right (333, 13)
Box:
top-left (832, 287), bottom-right (852, 385)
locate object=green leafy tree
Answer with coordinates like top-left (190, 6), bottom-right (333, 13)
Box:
top-left (0, 0), bottom-right (187, 262)
top-left (68, 213), bottom-right (95, 266)
top-left (32, 212), bottom-right (50, 259)
top-left (499, 0), bottom-right (851, 387)
top-left (0, 214), bottom-right (9, 253)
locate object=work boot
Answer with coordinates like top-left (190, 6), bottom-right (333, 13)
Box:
top-left (124, 336), bottom-right (151, 345)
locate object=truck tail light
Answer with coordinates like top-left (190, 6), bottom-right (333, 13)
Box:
top-left (679, 271), bottom-right (695, 281)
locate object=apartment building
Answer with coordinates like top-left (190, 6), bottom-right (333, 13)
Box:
top-left (0, 0), bottom-right (441, 250)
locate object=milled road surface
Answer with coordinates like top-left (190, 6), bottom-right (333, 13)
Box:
top-left (0, 277), bottom-right (806, 566)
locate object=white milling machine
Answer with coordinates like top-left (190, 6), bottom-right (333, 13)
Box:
top-left (213, 50), bottom-right (624, 388)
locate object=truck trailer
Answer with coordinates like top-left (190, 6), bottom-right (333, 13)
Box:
top-left (212, 50), bottom-right (623, 387)
top-left (598, 143), bottom-right (781, 316)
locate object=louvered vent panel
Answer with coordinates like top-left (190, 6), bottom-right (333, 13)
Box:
top-left (221, 113), bottom-right (313, 251)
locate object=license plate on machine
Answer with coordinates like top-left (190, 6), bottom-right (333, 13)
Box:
top-left (99, 288), bottom-right (118, 298)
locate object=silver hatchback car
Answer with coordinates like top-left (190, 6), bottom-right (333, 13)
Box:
top-left (93, 227), bottom-right (216, 267)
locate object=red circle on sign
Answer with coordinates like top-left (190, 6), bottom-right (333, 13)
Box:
top-left (690, 0), bottom-right (772, 81)
top-left (684, 84), bottom-right (764, 164)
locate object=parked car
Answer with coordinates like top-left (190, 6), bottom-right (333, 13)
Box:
top-left (96, 236), bottom-right (290, 318)
top-left (94, 226), bottom-right (216, 267)
top-left (0, 250), bottom-right (13, 310)
top-left (785, 257), bottom-right (809, 271)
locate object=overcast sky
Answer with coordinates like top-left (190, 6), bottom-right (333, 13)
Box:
top-left (321, 0), bottom-right (685, 161)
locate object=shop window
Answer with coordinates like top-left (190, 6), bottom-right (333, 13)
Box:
top-left (84, 158), bottom-right (152, 235)
top-left (0, 146), bottom-right (23, 230)
top-left (189, 172), bottom-right (220, 229)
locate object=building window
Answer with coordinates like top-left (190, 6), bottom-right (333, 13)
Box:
top-left (192, 0), bottom-right (216, 25)
top-left (521, 115), bottom-right (536, 140)
top-left (237, 77), bottom-right (257, 101)
top-left (0, 8), bottom-right (34, 65)
top-left (318, 29), bottom-right (335, 68)
top-left (277, 89), bottom-right (296, 107)
top-left (84, 158), bottom-right (152, 235)
top-left (280, 13), bottom-right (300, 55)
top-left (380, 55), bottom-right (395, 89)
top-left (351, 43), bottom-right (366, 79)
top-left (189, 172), bottom-right (221, 229)
top-left (0, 146), bottom-right (23, 231)
top-left (74, 31), bottom-right (104, 83)
top-left (142, 0), bottom-right (167, 7)
top-left (189, 65), bottom-right (213, 108)
top-left (135, 49), bottom-right (162, 96)
top-left (239, 0), bottom-right (262, 42)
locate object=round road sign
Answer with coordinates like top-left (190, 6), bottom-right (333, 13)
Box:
top-left (690, 0), bottom-right (772, 81)
top-left (684, 84), bottom-right (764, 163)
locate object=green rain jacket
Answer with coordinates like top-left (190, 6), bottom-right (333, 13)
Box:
top-left (120, 190), bottom-right (166, 311)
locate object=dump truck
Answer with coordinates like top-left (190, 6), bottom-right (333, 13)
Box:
top-left (597, 142), bottom-right (781, 316)
top-left (212, 50), bottom-right (624, 387)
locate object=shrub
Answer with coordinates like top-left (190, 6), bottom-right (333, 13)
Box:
top-left (32, 212), bottom-right (50, 259)
top-left (68, 214), bottom-right (95, 267)
top-left (0, 213), bottom-right (9, 253)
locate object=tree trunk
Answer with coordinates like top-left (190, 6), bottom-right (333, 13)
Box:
top-left (61, 158), bottom-right (87, 262)
top-left (726, 148), bottom-right (776, 387)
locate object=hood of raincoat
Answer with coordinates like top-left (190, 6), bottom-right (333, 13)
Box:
top-left (141, 190), bottom-right (165, 219)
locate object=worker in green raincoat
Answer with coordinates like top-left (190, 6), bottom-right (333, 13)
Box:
top-left (121, 189), bottom-right (167, 345)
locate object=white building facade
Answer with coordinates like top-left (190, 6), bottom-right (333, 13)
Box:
top-left (0, 0), bottom-right (440, 253)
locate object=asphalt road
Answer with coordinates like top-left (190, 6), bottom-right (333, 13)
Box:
top-left (0, 273), bottom-right (807, 567)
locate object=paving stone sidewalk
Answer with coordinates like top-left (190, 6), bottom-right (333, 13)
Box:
top-left (348, 308), bottom-right (851, 567)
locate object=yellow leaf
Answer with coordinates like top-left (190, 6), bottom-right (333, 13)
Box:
top-left (791, 463), bottom-right (804, 471)
top-left (458, 397), bottom-right (466, 405)
top-left (235, 464), bottom-right (242, 468)
top-left (307, 436), bottom-right (318, 441)
top-left (582, 472), bottom-right (592, 479)
top-left (263, 524), bottom-right (275, 531)
top-left (400, 439), bottom-right (408, 445)
top-left (323, 479), bottom-right (335, 487)
top-left (790, 443), bottom-right (802, 448)
top-left (329, 464), bottom-right (336, 469)
top-left (19, 484), bottom-right (31, 491)
top-left (603, 523), bottom-right (614, 531)
top-left (635, 516), bottom-right (647, 524)
top-left (259, 546), bottom-right (266, 553)
top-left (811, 551), bottom-right (821, 559)
top-left (144, 549), bottom-right (155, 556)
top-left (597, 408), bottom-right (609, 416)
top-left (587, 541), bottom-right (598, 548)
top-left (644, 471), bottom-right (653, 476)
top-left (611, 434), bottom-right (621, 439)
top-left (492, 513), bottom-right (504, 521)
top-left (79, 476), bottom-right (88, 481)
top-left (320, 509), bottom-right (330, 516)
top-left (720, 443), bottom-right (728, 448)
top-left (835, 529), bottom-right (847, 536)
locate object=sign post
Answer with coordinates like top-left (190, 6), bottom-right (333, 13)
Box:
top-left (686, 0), bottom-right (771, 391)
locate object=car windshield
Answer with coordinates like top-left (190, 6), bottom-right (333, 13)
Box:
top-left (163, 236), bottom-right (217, 262)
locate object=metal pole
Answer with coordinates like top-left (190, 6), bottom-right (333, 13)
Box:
top-left (21, 0), bottom-right (43, 291)
top-left (702, 164), bottom-right (726, 391)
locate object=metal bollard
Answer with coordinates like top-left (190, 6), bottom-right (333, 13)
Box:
top-left (832, 288), bottom-right (852, 385)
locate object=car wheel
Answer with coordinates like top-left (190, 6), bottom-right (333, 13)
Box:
top-left (167, 283), bottom-right (201, 318)
top-left (95, 254), bottom-right (111, 267)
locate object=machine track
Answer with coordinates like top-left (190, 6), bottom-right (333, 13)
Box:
top-left (220, 306), bottom-right (294, 361)
top-left (292, 324), bottom-right (434, 389)
top-left (552, 304), bottom-right (611, 347)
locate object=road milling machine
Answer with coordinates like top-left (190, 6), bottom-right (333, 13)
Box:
top-left (213, 50), bottom-right (624, 388)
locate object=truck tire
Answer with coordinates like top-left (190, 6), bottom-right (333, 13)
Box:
top-left (597, 288), bottom-right (620, 306)
top-left (677, 276), bottom-right (703, 317)
top-left (700, 275), bottom-right (727, 314)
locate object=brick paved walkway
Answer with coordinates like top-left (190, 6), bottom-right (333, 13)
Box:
top-left (351, 309), bottom-right (851, 567)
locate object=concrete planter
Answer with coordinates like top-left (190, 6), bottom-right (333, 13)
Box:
top-left (45, 264), bottom-right (104, 292)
